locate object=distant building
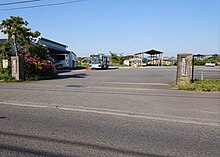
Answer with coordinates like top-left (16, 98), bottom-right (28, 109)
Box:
top-left (134, 49), bottom-right (164, 66)
top-left (123, 60), bottom-right (130, 66)
top-left (163, 57), bottom-right (177, 65)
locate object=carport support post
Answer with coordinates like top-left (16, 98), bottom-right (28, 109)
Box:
top-left (11, 56), bottom-right (24, 80)
top-left (191, 55), bottom-right (195, 82)
top-left (176, 54), bottom-right (192, 85)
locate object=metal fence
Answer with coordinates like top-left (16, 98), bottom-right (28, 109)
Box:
top-left (192, 54), bottom-right (220, 81)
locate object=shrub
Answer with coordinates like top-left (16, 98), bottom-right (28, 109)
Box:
top-left (19, 53), bottom-right (57, 80)
top-left (178, 79), bottom-right (220, 92)
top-left (0, 69), bottom-right (16, 82)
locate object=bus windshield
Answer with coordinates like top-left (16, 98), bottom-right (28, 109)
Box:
top-left (51, 55), bottom-right (65, 61)
top-left (90, 55), bottom-right (101, 64)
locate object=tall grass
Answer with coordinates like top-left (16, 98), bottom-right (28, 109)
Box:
top-left (178, 79), bottom-right (220, 92)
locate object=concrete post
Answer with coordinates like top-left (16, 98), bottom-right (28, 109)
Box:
top-left (176, 54), bottom-right (192, 85)
top-left (11, 56), bottom-right (24, 80)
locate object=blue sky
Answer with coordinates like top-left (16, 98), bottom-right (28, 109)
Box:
top-left (0, 0), bottom-right (220, 57)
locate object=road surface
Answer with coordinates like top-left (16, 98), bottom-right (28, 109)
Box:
top-left (0, 67), bottom-right (220, 157)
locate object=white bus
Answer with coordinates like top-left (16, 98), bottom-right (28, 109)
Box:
top-left (51, 52), bottom-right (77, 69)
top-left (89, 53), bottom-right (109, 69)
top-left (51, 54), bottom-right (70, 68)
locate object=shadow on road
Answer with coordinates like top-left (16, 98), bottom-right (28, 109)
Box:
top-left (89, 67), bottom-right (119, 71)
top-left (0, 131), bottom-right (172, 157)
top-left (0, 144), bottom-right (78, 157)
top-left (57, 68), bottom-right (73, 74)
top-left (58, 73), bottom-right (89, 79)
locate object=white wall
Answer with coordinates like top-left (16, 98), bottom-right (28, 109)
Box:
top-left (0, 31), bottom-right (7, 39)
top-left (70, 52), bottom-right (77, 68)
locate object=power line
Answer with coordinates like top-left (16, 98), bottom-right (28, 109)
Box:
top-left (0, 0), bottom-right (41, 6)
top-left (0, 0), bottom-right (87, 11)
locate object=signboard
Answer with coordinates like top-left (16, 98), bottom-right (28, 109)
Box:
top-left (181, 58), bottom-right (188, 76)
top-left (13, 59), bottom-right (17, 74)
top-left (2, 59), bottom-right (8, 69)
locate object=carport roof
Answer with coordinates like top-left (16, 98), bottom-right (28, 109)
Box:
top-left (48, 47), bottom-right (71, 54)
top-left (135, 49), bottom-right (163, 55)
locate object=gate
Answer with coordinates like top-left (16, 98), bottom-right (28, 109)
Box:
top-left (192, 54), bottom-right (220, 81)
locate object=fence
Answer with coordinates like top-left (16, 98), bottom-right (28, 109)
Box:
top-left (192, 54), bottom-right (220, 81)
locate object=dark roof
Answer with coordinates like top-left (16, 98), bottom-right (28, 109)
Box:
top-left (0, 39), bottom-right (7, 42)
top-left (135, 49), bottom-right (163, 55)
top-left (143, 49), bottom-right (163, 55)
top-left (47, 47), bottom-right (70, 54)
top-left (193, 54), bottom-right (205, 57)
top-left (40, 37), bottom-right (67, 48)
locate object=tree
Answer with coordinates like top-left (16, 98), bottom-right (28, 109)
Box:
top-left (109, 51), bottom-right (119, 65)
top-left (0, 40), bottom-right (11, 59)
top-left (0, 16), bottom-right (40, 56)
top-left (109, 51), bottom-right (133, 65)
top-left (27, 43), bottom-right (48, 59)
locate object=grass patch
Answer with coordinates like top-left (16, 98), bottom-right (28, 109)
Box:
top-left (0, 71), bottom-right (17, 83)
top-left (178, 79), bottom-right (220, 92)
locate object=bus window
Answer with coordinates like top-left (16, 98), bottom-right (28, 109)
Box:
top-left (52, 55), bottom-right (65, 60)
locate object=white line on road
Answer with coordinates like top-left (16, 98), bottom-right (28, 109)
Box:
top-left (87, 86), bottom-right (167, 91)
top-left (104, 82), bottom-right (170, 86)
top-left (191, 109), bottom-right (220, 115)
top-left (58, 107), bottom-right (220, 127)
top-left (169, 107), bottom-right (220, 115)
top-left (1, 101), bottom-right (220, 127)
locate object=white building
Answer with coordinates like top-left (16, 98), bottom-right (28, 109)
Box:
top-left (36, 37), bottom-right (77, 69)
top-left (0, 31), bottom-right (7, 39)
top-left (123, 60), bottom-right (130, 66)
top-left (0, 32), bottom-right (77, 69)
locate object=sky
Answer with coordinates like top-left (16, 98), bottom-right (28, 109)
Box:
top-left (0, 0), bottom-right (220, 57)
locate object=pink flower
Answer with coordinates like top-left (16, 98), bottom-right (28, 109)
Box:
top-left (33, 58), bottom-right (37, 62)
top-left (18, 53), bottom-right (22, 57)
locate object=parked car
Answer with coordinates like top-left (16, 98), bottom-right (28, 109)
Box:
top-left (205, 62), bottom-right (215, 67)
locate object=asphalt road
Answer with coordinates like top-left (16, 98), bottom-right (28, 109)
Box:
top-left (0, 67), bottom-right (220, 157)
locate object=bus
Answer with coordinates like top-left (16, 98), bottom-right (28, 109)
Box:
top-left (51, 52), bottom-right (77, 69)
top-left (51, 54), bottom-right (70, 68)
top-left (89, 53), bottom-right (109, 69)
